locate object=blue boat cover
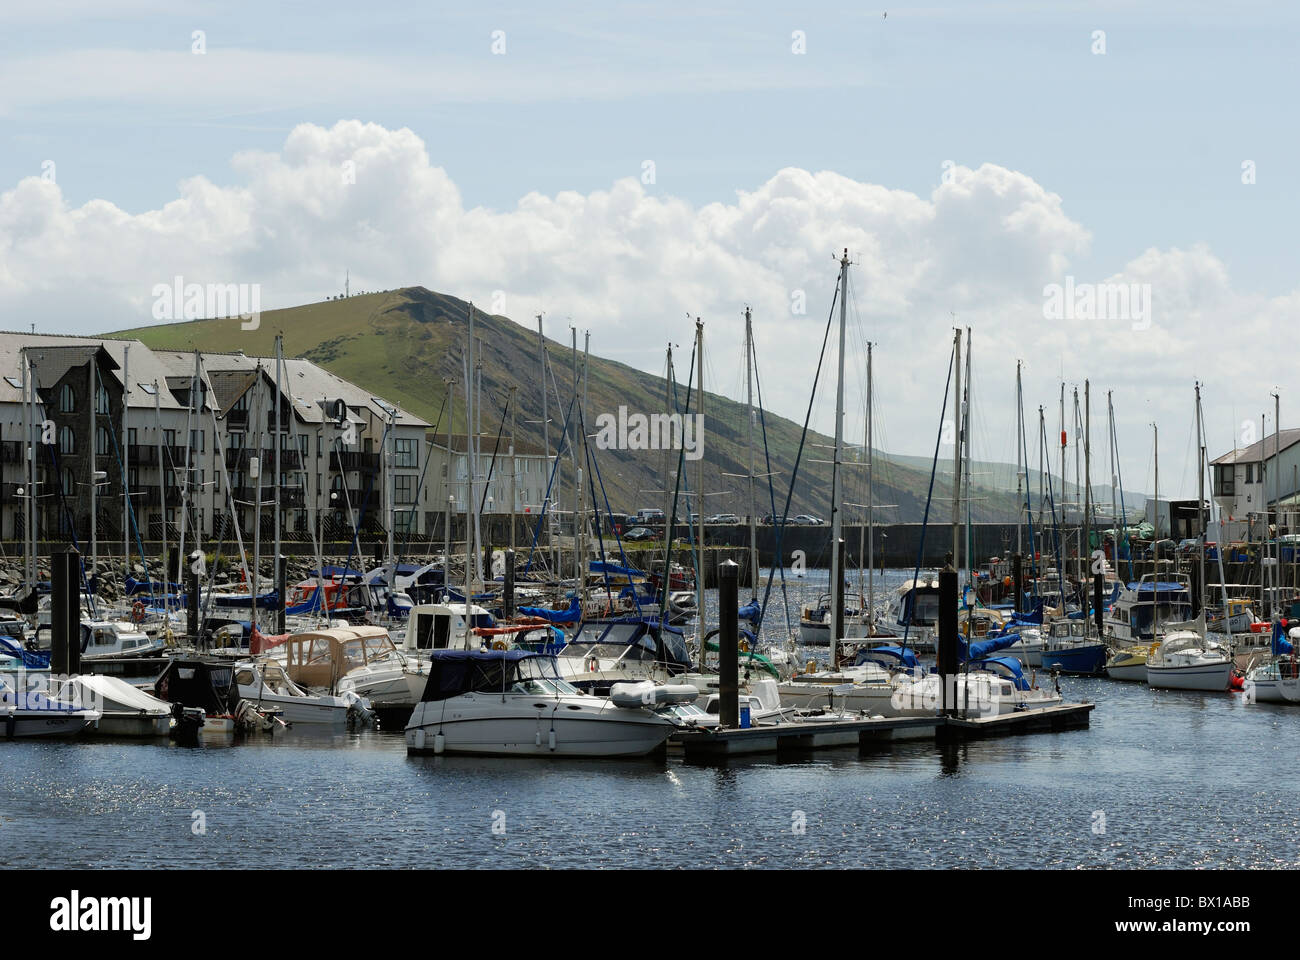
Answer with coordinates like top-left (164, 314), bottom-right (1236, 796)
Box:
top-left (971, 656), bottom-right (1031, 691)
top-left (855, 644), bottom-right (921, 671)
top-left (0, 636), bottom-right (50, 669)
top-left (590, 560), bottom-right (645, 577)
top-left (518, 597), bottom-right (583, 623)
top-left (1273, 621), bottom-right (1294, 657)
top-left (737, 600), bottom-right (761, 623)
top-left (959, 632), bottom-right (1021, 661)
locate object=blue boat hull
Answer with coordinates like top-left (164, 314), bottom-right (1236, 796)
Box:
top-left (1040, 643), bottom-right (1107, 675)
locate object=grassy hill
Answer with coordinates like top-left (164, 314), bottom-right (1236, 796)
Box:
top-left (108, 286), bottom-right (1032, 521)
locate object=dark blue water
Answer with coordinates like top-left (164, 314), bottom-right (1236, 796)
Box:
top-left (4, 570), bottom-right (1300, 868)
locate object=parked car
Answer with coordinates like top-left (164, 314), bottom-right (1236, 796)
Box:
top-left (706, 513), bottom-right (741, 524)
top-left (633, 508), bottom-right (666, 526)
top-left (1139, 538), bottom-right (1176, 560)
top-left (624, 526), bottom-right (656, 541)
top-left (761, 514), bottom-right (787, 525)
top-left (792, 514), bottom-right (825, 525)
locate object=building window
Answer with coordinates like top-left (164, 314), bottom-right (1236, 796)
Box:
top-left (395, 438), bottom-right (417, 468)
top-left (58, 384), bottom-right (75, 413)
top-left (58, 426), bottom-right (74, 454)
top-left (127, 427), bottom-right (137, 446)
top-left (96, 426), bottom-right (110, 455)
top-left (190, 429), bottom-right (205, 452)
top-left (164, 429), bottom-right (176, 448)
top-left (395, 475), bottom-right (415, 505)
top-left (62, 467), bottom-right (75, 495)
top-left (229, 431), bottom-right (245, 450)
top-left (95, 384), bottom-right (110, 415)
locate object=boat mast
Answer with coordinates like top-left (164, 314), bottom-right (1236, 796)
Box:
top-left (1015, 360), bottom-right (1023, 560)
top-left (274, 335), bottom-right (283, 615)
top-left (88, 356), bottom-right (97, 589)
top-left (536, 314), bottom-right (554, 574)
top-left (153, 379), bottom-right (167, 616)
top-left (694, 317), bottom-right (706, 671)
top-left (1195, 381), bottom-right (1206, 616)
top-left (1152, 421), bottom-right (1159, 566)
top-left (745, 307), bottom-right (758, 598)
top-left (950, 328), bottom-right (962, 572)
top-left (122, 344), bottom-right (130, 578)
top-left (963, 327), bottom-right (972, 589)
top-left (1273, 391), bottom-right (1281, 619)
top-left (867, 340), bottom-right (875, 631)
top-left (1083, 380), bottom-right (1092, 636)
top-left (509, 383), bottom-right (517, 555)
top-left (830, 250), bottom-right (849, 668)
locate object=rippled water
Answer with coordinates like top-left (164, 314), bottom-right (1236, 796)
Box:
top-left (4, 570), bottom-right (1300, 869)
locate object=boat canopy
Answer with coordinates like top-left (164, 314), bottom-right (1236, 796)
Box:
top-left (737, 600), bottom-right (761, 623)
top-left (970, 656), bottom-right (1031, 691)
top-left (589, 560), bottom-right (645, 578)
top-left (959, 632), bottom-right (1021, 662)
top-left (854, 644), bottom-right (920, 671)
top-left (518, 597), bottom-right (582, 623)
top-left (1275, 622), bottom-right (1294, 657)
top-left (418, 648), bottom-right (543, 703)
top-left (0, 635), bottom-right (50, 669)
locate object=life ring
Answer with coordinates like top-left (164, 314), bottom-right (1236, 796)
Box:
top-left (491, 639), bottom-right (508, 651)
top-left (131, 601), bottom-right (146, 624)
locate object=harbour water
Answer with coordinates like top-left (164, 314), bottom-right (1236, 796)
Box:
top-left (4, 569), bottom-right (1300, 869)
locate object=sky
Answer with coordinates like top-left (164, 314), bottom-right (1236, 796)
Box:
top-left (2, 0), bottom-right (1298, 502)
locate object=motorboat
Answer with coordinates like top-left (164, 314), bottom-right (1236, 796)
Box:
top-left (1104, 576), bottom-right (1194, 645)
top-left (1241, 623), bottom-right (1300, 703)
top-left (1146, 616), bottom-right (1232, 691)
top-left (273, 626), bottom-right (427, 719)
top-left (552, 616), bottom-right (693, 694)
top-left (798, 593), bottom-right (871, 646)
top-left (1104, 644), bottom-right (1151, 682)
top-left (888, 657), bottom-right (1063, 718)
top-left (234, 657), bottom-right (364, 726)
top-left (47, 674), bottom-right (171, 737)
top-left (404, 649), bottom-right (679, 757)
top-left (402, 603), bottom-right (495, 658)
top-left (1037, 619), bottom-right (1108, 675)
top-left (152, 656), bottom-right (280, 738)
top-left (34, 619), bottom-right (166, 661)
top-left (0, 673), bottom-right (100, 738)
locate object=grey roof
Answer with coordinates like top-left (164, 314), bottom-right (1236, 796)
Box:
top-left (1212, 428), bottom-right (1300, 466)
top-left (0, 333), bottom-right (186, 409)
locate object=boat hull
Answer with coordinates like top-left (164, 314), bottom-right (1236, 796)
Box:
top-left (1104, 661), bottom-right (1148, 682)
top-left (1040, 643), bottom-right (1107, 675)
top-left (93, 714), bottom-right (172, 737)
top-left (2, 710), bottom-right (97, 738)
top-left (405, 704), bottom-right (673, 757)
top-left (1146, 661), bottom-right (1232, 691)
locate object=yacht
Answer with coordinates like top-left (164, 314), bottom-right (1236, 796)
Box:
top-left (1146, 617), bottom-right (1232, 691)
top-left (1104, 576), bottom-right (1194, 645)
top-left (552, 616), bottom-right (693, 695)
top-left (0, 674), bottom-right (101, 738)
top-left (404, 649), bottom-right (680, 757)
top-left (47, 674), bottom-right (171, 737)
top-left (234, 657), bottom-right (363, 726)
top-left (888, 657), bottom-right (1063, 717)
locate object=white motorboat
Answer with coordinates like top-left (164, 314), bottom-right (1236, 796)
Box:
top-left (552, 617), bottom-right (694, 694)
top-left (235, 657), bottom-right (361, 726)
top-left (887, 657), bottom-right (1062, 718)
top-left (47, 674), bottom-right (171, 737)
top-left (1146, 620), bottom-right (1232, 691)
top-left (33, 619), bottom-right (167, 661)
top-left (405, 649), bottom-right (679, 757)
top-left (0, 674), bottom-right (100, 738)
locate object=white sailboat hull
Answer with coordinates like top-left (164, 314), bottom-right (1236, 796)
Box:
top-left (406, 704), bottom-right (673, 757)
top-left (1146, 661), bottom-right (1232, 691)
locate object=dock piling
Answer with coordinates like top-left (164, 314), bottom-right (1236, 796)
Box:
top-left (51, 546), bottom-right (80, 676)
top-left (937, 564), bottom-right (958, 717)
top-left (718, 559), bottom-right (739, 728)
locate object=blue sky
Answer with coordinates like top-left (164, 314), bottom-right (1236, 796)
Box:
top-left (3, 1), bottom-right (1297, 497)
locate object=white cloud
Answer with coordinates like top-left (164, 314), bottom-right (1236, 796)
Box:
top-left (0, 119), bottom-right (1285, 493)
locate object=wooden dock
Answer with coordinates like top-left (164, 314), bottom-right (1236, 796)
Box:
top-left (671, 701), bottom-right (1094, 759)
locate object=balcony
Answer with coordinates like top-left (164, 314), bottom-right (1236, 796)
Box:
top-left (127, 444), bottom-right (158, 466)
top-left (225, 448), bottom-right (303, 471)
top-left (330, 450), bottom-right (380, 472)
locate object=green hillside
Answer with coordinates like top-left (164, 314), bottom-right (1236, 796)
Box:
top-left (107, 286), bottom-right (1028, 521)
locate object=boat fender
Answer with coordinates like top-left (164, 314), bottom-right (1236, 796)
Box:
top-left (1229, 674), bottom-right (1245, 691)
top-left (548, 729), bottom-right (556, 751)
top-left (414, 729), bottom-right (426, 751)
top-left (433, 732), bottom-right (445, 754)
